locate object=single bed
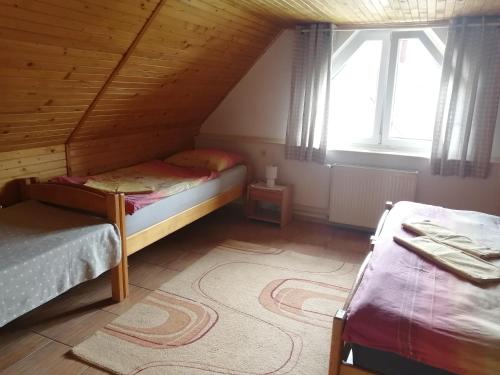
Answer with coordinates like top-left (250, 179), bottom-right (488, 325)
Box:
top-left (0, 200), bottom-right (121, 327)
top-left (329, 201), bottom-right (500, 375)
top-left (21, 160), bottom-right (248, 301)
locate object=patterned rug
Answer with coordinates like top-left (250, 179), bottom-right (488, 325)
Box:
top-left (72, 240), bottom-right (360, 375)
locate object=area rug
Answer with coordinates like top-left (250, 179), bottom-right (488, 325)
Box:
top-left (72, 239), bottom-right (360, 375)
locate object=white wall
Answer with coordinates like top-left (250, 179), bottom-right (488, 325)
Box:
top-left (199, 30), bottom-right (500, 217)
top-left (202, 30), bottom-right (294, 140)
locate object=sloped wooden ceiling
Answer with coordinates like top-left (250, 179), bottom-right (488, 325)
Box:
top-left (0, 0), bottom-right (283, 177)
top-left (66, 0), bottom-right (283, 175)
top-left (1, 0), bottom-right (499, 184)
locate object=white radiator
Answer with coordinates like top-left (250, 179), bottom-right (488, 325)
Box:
top-left (329, 164), bottom-right (417, 229)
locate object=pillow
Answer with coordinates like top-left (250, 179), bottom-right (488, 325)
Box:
top-left (165, 149), bottom-right (244, 172)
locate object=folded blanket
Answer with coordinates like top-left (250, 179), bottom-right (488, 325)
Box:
top-left (402, 220), bottom-right (500, 259)
top-left (394, 235), bottom-right (500, 285)
top-left (84, 180), bottom-right (154, 194)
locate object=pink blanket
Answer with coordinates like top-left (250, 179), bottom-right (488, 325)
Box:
top-left (343, 201), bottom-right (500, 375)
top-left (52, 160), bottom-right (218, 214)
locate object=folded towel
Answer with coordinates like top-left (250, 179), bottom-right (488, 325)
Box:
top-left (394, 236), bottom-right (500, 285)
top-left (402, 220), bottom-right (500, 259)
top-left (84, 180), bottom-right (154, 194)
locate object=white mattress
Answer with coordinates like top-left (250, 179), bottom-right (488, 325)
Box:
top-left (125, 165), bottom-right (247, 235)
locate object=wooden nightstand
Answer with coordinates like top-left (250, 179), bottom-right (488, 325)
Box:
top-left (246, 182), bottom-right (292, 227)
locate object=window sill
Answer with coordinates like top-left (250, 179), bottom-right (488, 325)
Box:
top-left (328, 144), bottom-right (430, 159)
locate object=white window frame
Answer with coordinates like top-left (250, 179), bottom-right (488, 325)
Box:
top-left (330, 29), bottom-right (445, 153)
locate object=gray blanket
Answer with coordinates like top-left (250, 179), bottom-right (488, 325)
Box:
top-left (0, 200), bottom-right (121, 327)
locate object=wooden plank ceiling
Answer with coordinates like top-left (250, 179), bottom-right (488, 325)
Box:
top-left (0, 0), bottom-right (499, 174)
top-left (69, 0), bottom-right (282, 142)
top-left (238, 0), bottom-right (500, 25)
top-left (0, 0), bottom-right (282, 153)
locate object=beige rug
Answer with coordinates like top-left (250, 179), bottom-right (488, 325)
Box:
top-left (73, 240), bottom-right (360, 375)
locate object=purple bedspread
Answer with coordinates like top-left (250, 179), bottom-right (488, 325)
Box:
top-left (343, 201), bottom-right (500, 375)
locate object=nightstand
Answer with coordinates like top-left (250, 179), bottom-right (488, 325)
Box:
top-left (246, 182), bottom-right (292, 227)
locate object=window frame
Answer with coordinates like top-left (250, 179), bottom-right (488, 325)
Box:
top-left (330, 30), bottom-right (390, 147)
top-left (381, 30), bottom-right (444, 151)
top-left (329, 28), bottom-right (445, 154)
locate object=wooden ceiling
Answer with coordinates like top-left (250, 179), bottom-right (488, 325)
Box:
top-left (0, 0), bottom-right (283, 154)
top-left (69, 1), bottom-right (283, 143)
top-left (1, 0), bottom-right (499, 157)
top-left (238, 0), bottom-right (500, 25)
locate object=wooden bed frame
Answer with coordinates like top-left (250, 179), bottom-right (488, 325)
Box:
top-left (20, 177), bottom-right (245, 303)
top-left (328, 201), bottom-right (394, 375)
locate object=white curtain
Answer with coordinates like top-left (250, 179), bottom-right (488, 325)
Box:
top-left (431, 17), bottom-right (500, 178)
top-left (285, 24), bottom-right (334, 163)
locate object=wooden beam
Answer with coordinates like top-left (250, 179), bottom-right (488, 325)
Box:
top-left (64, 0), bottom-right (167, 157)
top-left (64, 143), bottom-right (73, 176)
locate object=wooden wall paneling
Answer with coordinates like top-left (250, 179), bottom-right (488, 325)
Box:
top-left (11, 0), bottom-right (155, 29)
top-left (1, 0), bottom-right (499, 188)
top-left (67, 2), bottom-right (282, 134)
top-left (163, 0), bottom-right (283, 39)
top-left (65, 0), bottom-right (282, 176)
top-left (65, 0), bottom-right (167, 145)
top-left (67, 127), bottom-right (198, 176)
top-left (0, 145), bottom-right (66, 206)
top-left (0, 0), bottom-right (162, 152)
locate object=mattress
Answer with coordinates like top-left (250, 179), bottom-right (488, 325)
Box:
top-left (0, 200), bottom-right (121, 327)
top-left (343, 201), bottom-right (500, 375)
top-left (125, 164), bottom-right (247, 235)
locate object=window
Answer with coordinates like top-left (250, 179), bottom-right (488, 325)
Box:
top-left (328, 29), bottom-right (445, 153)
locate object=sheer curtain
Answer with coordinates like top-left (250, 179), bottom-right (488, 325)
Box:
top-left (285, 24), bottom-right (334, 163)
top-left (431, 17), bottom-right (500, 178)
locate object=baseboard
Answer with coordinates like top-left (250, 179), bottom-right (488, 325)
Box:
top-left (292, 204), bottom-right (330, 224)
top-left (228, 200), bottom-right (330, 225)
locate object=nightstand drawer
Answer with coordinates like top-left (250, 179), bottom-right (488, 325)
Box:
top-left (248, 187), bottom-right (283, 203)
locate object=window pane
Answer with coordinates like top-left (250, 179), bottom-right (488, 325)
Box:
top-left (329, 40), bottom-right (383, 146)
top-left (389, 38), bottom-right (441, 141)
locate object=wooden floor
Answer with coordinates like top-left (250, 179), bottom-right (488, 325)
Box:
top-left (0, 205), bottom-right (370, 375)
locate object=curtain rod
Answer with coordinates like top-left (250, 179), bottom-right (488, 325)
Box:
top-left (336, 20), bottom-right (449, 31)
top-left (299, 19), bottom-right (500, 32)
top-left (299, 25), bottom-right (446, 32)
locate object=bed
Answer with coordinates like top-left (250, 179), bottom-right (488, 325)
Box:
top-left (329, 201), bottom-right (500, 375)
top-left (20, 154), bottom-right (248, 301)
top-left (0, 199), bottom-right (121, 327)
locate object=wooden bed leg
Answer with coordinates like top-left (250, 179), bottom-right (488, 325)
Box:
top-left (107, 193), bottom-right (130, 302)
top-left (119, 250), bottom-right (129, 299)
top-left (329, 309), bottom-right (347, 375)
top-left (111, 254), bottom-right (129, 302)
top-left (117, 194), bottom-right (129, 299)
top-left (111, 263), bottom-right (126, 302)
